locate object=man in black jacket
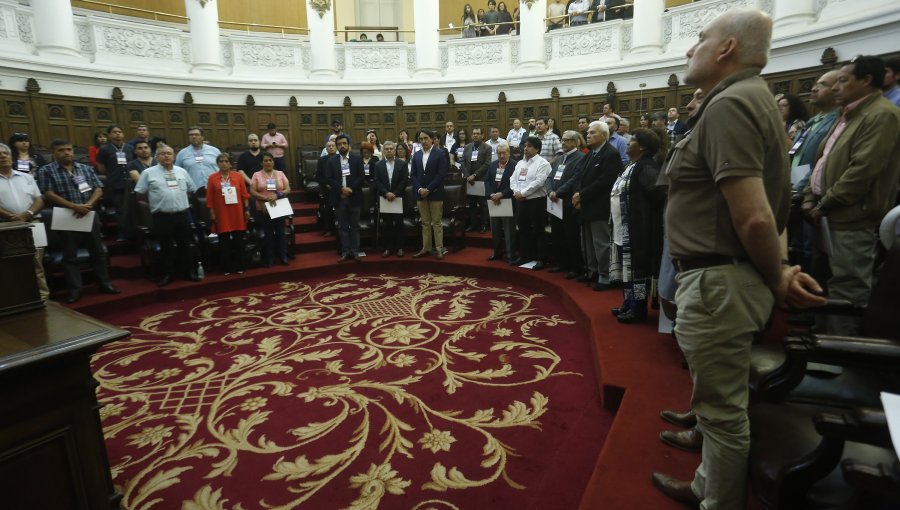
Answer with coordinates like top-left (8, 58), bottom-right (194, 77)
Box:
top-left (328, 135), bottom-right (365, 262)
top-left (461, 127), bottom-right (492, 232)
top-left (547, 130), bottom-right (587, 277)
top-left (374, 141), bottom-right (410, 257)
top-left (315, 140), bottom-right (337, 236)
top-left (573, 120), bottom-right (623, 290)
top-left (485, 143), bottom-right (518, 261)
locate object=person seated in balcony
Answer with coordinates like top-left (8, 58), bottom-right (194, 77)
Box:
top-left (376, 33), bottom-right (385, 42)
top-left (207, 154), bottom-right (250, 275)
top-left (358, 33), bottom-right (369, 42)
top-left (568, 0), bottom-right (590, 26)
top-left (497, 2), bottom-right (514, 34)
top-left (548, 0), bottom-right (566, 30)
top-left (483, 0), bottom-right (501, 35)
top-left (8, 132), bottom-right (47, 177)
top-left (462, 4), bottom-right (478, 38)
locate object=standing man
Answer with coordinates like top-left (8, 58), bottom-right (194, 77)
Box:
top-left (134, 145), bottom-right (200, 287)
top-left (411, 130), bottom-right (449, 260)
top-left (486, 143), bottom-right (518, 262)
top-left (462, 127), bottom-right (492, 233)
top-left (326, 119), bottom-right (351, 145)
top-left (374, 141), bottom-right (409, 257)
top-left (483, 0), bottom-right (501, 34)
top-left (605, 116), bottom-right (630, 165)
top-left (444, 121), bottom-right (457, 152)
top-left (652, 9), bottom-right (825, 509)
top-left (882, 58), bottom-right (900, 106)
top-left (316, 140), bottom-right (337, 236)
top-left (618, 118), bottom-right (632, 143)
top-left (485, 127), bottom-right (507, 162)
top-left (568, 0), bottom-right (590, 26)
top-left (509, 136), bottom-right (552, 270)
top-left (0, 143), bottom-right (50, 300)
top-left (598, 103), bottom-right (618, 123)
top-left (666, 107), bottom-right (689, 144)
top-left (328, 135), bottom-right (364, 262)
top-left (534, 118), bottom-right (563, 162)
top-left (96, 124), bottom-right (134, 241)
top-left (38, 139), bottom-right (120, 303)
top-left (546, 131), bottom-right (586, 276)
top-left (237, 133), bottom-right (264, 186)
top-left (175, 126), bottom-right (220, 192)
top-left (261, 122), bottom-right (289, 172)
top-left (506, 118), bottom-right (527, 158)
top-left (127, 141), bottom-right (156, 184)
top-left (801, 55), bottom-right (900, 336)
top-left (572, 121), bottom-right (622, 290)
top-left (527, 118), bottom-right (537, 137)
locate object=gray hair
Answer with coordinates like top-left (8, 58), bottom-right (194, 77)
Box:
top-left (716, 7), bottom-right (772, 67)
top-left (0, 143), bottom-right (10, 155)
top-left (496, 142), bottom-right (510, 153)
top-left (562, 130), bottom-right (584, 148)
top-left (382, 140), bottom-right (396, 149)
top-left (154, 143), bottom-right (173, 156)
top-left (589, 120), bottom-right (610, 137)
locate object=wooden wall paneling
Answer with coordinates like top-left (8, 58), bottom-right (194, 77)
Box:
top-left (25, 80), bottom-right (47, 149)
top-left (4, 92), bottom-right (33, 145)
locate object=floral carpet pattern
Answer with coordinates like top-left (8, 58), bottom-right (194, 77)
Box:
top-left (94, 273), bottom-right (600, 509)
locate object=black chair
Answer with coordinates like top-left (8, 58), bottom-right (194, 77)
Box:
top-left (41, 207), bottom-right (96, 291)
top-left (358, 186), bottom-right (377, 250)
top-left (440, 184), bottom-right (467, 252)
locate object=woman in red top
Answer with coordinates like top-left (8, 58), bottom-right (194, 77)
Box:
top-left (88, 131), bottom-right (107, 171)
top-left (207, 154), bottom-right (250, 274)
top-left (249, 152), bottom-right (291, 267)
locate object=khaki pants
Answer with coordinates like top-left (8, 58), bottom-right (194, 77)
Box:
top-left (418, 200), bottom-right (443, 252)
top-left (34, 246), bottom-right (49, 301)
top-left (674, 262), bottom-right (773, 510)
top-left (823, 228), bottom-right (876, 335)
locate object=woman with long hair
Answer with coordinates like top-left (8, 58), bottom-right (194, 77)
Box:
top-left (778, 93), bottom-right (809, 140)
top-left (477, 8), bottom-right (487, 36)
top-left (462, 4), bottom-right (477, 38)
top-left (610, 128), bottom-right (665, 324)
top-left (88, 131), bottom-right (107, 171)
top-left (207, 154), bottom-right (250, 275)
top-left (249, 152), bottom-right (291, 267)
top-left (365, 130), bottom-right (383, 159)
top-left (497, 2), bottom-right (514, 34)
top-left (450, 128), bottom-right (469, 170)
top-left (639, 113), bottom-right (650, 129)
top-left (8, 132), bottom-right (47, 175)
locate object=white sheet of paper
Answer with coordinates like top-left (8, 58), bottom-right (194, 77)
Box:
top-left (519, 260), bottom-right (538, 269)
top-left (880, 392), bottom-right (900, 457)
top-left (379, 196), bottom-right (403, 214)
top-left (51, 208), bottom-right (95, 232)
top-left (265, 198), bottom-right (293, 219)
top-left (488, 198), bottom-right (513, 217)
top-left (791, 163), bottom-right (810, 187)
top-left (547, 196), bottom-right (563, 219)
top-left (30, 222), bottom-right (48, 248)
top-left (466, 181), bottom-right (486, 197)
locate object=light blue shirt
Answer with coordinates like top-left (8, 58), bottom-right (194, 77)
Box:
top-left (134, 164), bottom-right (197, 213)
top-left (175, 143), bottom-right (220, 189)
top-left (609, 133), bottom-right (629, 165)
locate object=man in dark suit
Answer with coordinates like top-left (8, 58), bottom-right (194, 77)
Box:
top-left (374, 141), bottom-right (410, 257)
top-left (328, 134), bottom-right (365, 262)
top-left (485, 142), bottom-right (518, 261)
top-left (573, 120), bottom-right (624, 290)
top-left (547, 130), bottom-right (587, 277)
top-left (410, 130), bottom-right (449, 259)
top-left (666, 107), bottom-right (690, 144)
top-left (461, 127), bottom-right (492, 233)
top-left (316, 140), bottom-right (337, 236)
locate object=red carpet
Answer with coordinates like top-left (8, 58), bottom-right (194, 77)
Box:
top-left (92, 271), bottom-right (609, 509)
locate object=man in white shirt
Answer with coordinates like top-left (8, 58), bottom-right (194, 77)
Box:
top-left (506, 118), bottom-right (527, 158)
top-left (509, 136), bottom-right (551, 270)
top-left (568, 0), bottom-right (590, 26)
top-left (443, 121), bottom-right (457, 152)
top-left (485, 127), bottom-right (507, 163)
top-left (547, 0), bottom-right (566, 29)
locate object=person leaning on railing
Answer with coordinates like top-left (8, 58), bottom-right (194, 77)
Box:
top-left (497, 2), bottom-right (514, 34)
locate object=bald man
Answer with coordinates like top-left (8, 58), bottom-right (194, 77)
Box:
top-left (652, 8), bottom-right (825, 509)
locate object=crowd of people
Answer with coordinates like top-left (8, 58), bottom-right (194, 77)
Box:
top-left (458, 0), bottom-right (631, 37)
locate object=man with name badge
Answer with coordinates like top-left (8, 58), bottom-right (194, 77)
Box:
top-left (175, 126), bottom-right (220, 192)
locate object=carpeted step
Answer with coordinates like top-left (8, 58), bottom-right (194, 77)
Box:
top-left (291, 201), bottom-right (318, 217)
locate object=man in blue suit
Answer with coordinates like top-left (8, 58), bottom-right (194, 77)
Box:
top-left (410, 130), bottom-right (449, 259)
top-left (328, 134), bottom-right (365, 262)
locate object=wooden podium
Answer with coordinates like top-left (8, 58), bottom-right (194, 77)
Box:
top-left (0, 223), bottom-right (127, 510)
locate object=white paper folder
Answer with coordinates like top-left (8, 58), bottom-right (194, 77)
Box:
top-left (51, 207), bottom-right (95, 232)
top-left (488, 199), bottom-right (513, 217)
top-left (379, 196), bottom-right (403, 214)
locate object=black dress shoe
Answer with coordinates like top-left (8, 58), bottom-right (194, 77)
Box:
top-left (617, 309), bottom-right (646, 323)
top-left (338, 253), bottom-right (355, 263)
top-left (531, 262), bottom-right (545, 271)
top-left (66, 290), bottom-right (81, 304)
top-left (157, 275), bottom-right (172, 287)
top-left (508, 258), bottom-right (523, 266)
top-left (99, 284), bottom-right (121, 295)
top-left (660, 428), bottom-right (703, 452)
top-left (651, 472), bottom-right (701, 508)
top-left (575, 273), bottom-right (593, 283)
top-left (279, 258), bottom-right (290, 266)
top-left (548, 266), bottom-right (563, 273)
top-left (591, 282), bottom-right (612, 291)
top-left (565, 271), bottom-right (578, 279)
top-left (660, 409), bottom-right (697, 428)
top-left (487, 253), bottom-right (501, 261)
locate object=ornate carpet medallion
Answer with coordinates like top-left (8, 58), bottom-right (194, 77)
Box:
top-left (94, 273), bottom-right (599, 509)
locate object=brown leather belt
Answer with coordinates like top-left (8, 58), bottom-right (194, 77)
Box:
top-left (672, 255), bottom-right (744, 272)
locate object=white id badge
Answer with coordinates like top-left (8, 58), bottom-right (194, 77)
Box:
top-left (75, 174), bottom-right (91, 193)
top-left (470, 150), bottom-right (479, 161)
top-left (165, 174), bottom-right (179, 189)
top-left (456, 148), bottom-right (464, 158)
top-left (518, 168), bottom-right (527, 182)
top-left (495, 169), bottom-right (503, 182)
top-left (116, 151), bottom-right (127, 165)
top-left (554, 164), bottom-right (565, 180)
top-left (223, 186), bottom-right (238, 204)
top-left (363, 164), bottom-right (370, 176)
top-left (266, 178), bottom-right (277, 191)
top-left (341, 162), bottom-right (350, 177)
top-left (17, 160), bottom-right (29, 172)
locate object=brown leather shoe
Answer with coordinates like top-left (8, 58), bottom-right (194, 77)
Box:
top-left (660, 427), bottom-right (703, 452)
top-left (651, 472), bottom-right (701, 508)
top-left (660, 408), bottom-right (697, 428)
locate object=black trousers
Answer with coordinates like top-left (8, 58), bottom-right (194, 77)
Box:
top-left (516, 196), bottom-right (547, 262)
top-left (381, 212), bottom-right (404, 251)
top-left (58, 214), bottom-right (112, 292)
top-left (550, 206), bottom-right (583, 271)
top-left (466, 195), bottom-right (488, 229)
top-left (218, 231), bottom-right (245, 273)
top-left (256, 211), bottom-right (287, 264)
top-left (153, 210), bottom-right (194, 278)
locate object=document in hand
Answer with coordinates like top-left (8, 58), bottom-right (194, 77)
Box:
top-left (487, 198), bottom-right (513, 217)
top-left (465, 181), bottom-right (486, 196)
top-left (51, 207), bottom-right (95, 232)
top-left (379, 196), bottom-right (403, 214)
top-left (547, 196), bottom-right (563, 219)
top-left (265, 198), bottom-right (294, 219)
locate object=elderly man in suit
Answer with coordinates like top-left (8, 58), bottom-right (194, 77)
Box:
top-left (573, 120), bottom-right (624, 290)
top-left (374, 141), bottom-right (410, 257)
top-left (485, 142), bottom-right (518, 262)
top-left (546, 130), bottom-right (587, 277)
top-left (462, 127), bottom-right (492, 233)
top-left (328, 134), bottom-right (365, 262)
top-left (410, 130), bottom-right (449, 259)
